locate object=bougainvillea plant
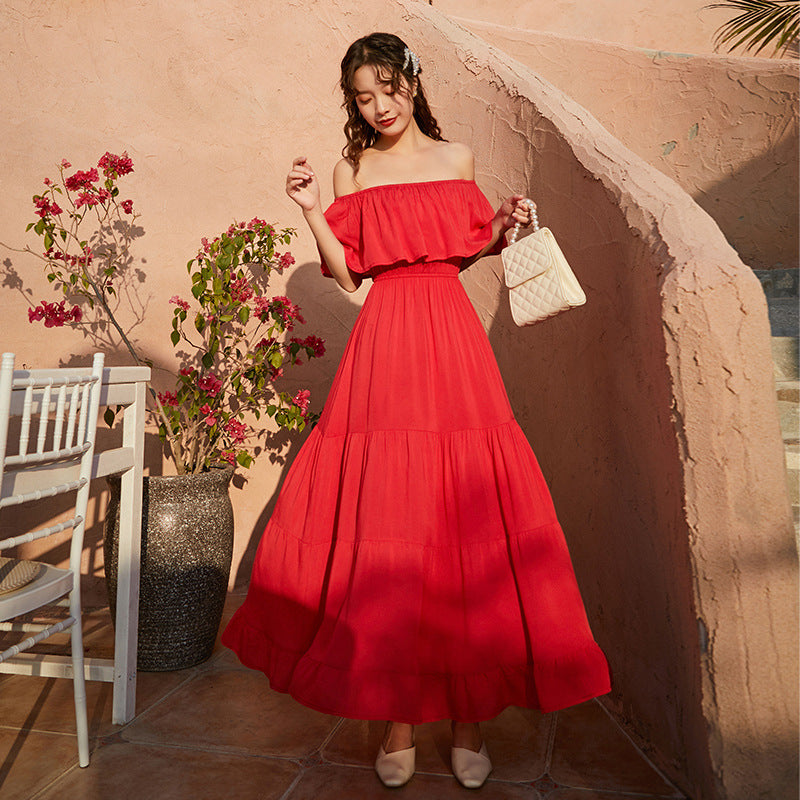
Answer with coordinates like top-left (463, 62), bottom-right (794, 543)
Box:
top-left (17, 151), bottom-right (325, 475)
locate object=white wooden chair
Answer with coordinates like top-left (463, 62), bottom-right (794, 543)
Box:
top-left (0, 352), bottom-right (105, 768)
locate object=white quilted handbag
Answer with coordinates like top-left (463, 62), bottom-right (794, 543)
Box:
top-left (501, 199), bottom-right (586, 326)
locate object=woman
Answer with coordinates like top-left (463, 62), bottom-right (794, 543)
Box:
top-left (222, 31), bottom-right (612, 789)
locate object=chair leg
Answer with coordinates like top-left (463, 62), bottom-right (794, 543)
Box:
top-left (70, 613), bottom-right (90, 767)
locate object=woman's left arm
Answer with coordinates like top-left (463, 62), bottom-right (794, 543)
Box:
top-left (461, 195), bottom-right (535, 268)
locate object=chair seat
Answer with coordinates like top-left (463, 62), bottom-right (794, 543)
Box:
top-left (0, 562), bottom-right (73, 621)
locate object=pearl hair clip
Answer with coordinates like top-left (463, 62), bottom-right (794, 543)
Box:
top-left (403, 46), bottom-right (420, 77)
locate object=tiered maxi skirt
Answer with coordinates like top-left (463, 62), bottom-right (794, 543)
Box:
top-left (222, 260), bottom-right (611, 723)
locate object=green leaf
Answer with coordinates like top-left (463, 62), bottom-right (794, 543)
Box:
top-left (26, 222), bottom-right (33, 231)
top-left (202, 352), bottom-right (213, 369)
top-left (238, 306), bottom-right (250, 324)
top-left (34, 219), bottom-right (45, 235)
top-left (191, 282), bottom-right (204, 299)
top-left (171, 329), bottom-right (180, 346)
top-left (194, 313), bottom-right (205, 333)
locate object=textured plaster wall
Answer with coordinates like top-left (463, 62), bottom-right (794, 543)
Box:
top-left (445, 19), bottom-right (800, 270)
top-left (0, 0), bottom-right (368, 601)
top-left (391, 6), bottom-right (796, 799)
top-left (0, 2), bottom-right (797, 800)
top-left (433, 0), bottom-right (795, 59)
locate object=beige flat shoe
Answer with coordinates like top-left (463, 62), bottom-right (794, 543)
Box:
top-left (375, 731), bottom-right (416, 787)
top-left (451, 740), bottom-right (493, 788)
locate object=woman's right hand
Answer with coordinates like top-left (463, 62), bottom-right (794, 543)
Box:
top-left (286, 156), bottom-right (320, 211)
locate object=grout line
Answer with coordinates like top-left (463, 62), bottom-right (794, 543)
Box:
top-left (103, 666), bottom-right (205, 734)
top-left (594, 698), bottom-right (689, 798)
top-left (26, 760), bottom-right (80, 800)
top-left (0, 725), bottom-right (79, 739)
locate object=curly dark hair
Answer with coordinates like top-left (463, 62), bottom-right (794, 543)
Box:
top-left (339, 32), bottom-right (446, 183)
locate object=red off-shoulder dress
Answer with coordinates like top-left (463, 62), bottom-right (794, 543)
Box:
top-left (221, 179), bottom-right (611, 723)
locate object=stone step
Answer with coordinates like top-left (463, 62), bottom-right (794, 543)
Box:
top-left (777, 389), bottom-right (800, 445)
top-left (772, 337), bottom-right (799, 382)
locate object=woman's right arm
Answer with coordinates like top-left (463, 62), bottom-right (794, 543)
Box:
top-left (286, 156), bottom-right (362, 293)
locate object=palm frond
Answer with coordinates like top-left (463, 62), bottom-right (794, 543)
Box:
top-left (705, 0), bottom-right (799, 56)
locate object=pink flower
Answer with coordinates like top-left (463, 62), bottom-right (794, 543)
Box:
top-left (180, 367), bottom-right (193, 376)
top-left (60, 159), bottom-right (72, 169)
top-left (65, 167), bottom-right (98, 191)
top-left (78, 245), bottom-right (92, 266)
top-left (98, 151), bottom-right (134, 178)
top-left (121, 199), bottom-right (133, 214)
top-left (291, 334), bottom-right (326, 358)
top-left (255, 336), bottom-right (275, 351)
top-left (33, 196), bottom-right (62, 218)
top-left (27, 300), bottom-right (81, 327)
top-left (43, 177), bottom-right (52, 186)
top-left (219, 449), bottom-right (236, 466)
top-left (224, 418), bottom-right (248, 444)
top-left (169, 295), bottom-right (190, 311)
top-left (157, 390), bottom-right (179, 407)
top-left (75, 190), bottom-right (99, 209)
top-left (252, 296), bottom-right (271, 319)
top-left (278, 252), bottom-right (295, 270)
top-left (199, 403), bottom-right (217, 426)
top-left (230, 276), bottom-right (252, 303)
top-left (197, 373), bottom-right (222, 397)
top-left (96, 188), bottom-right (112, 202)
top-left (293, 389), bottom-right (311, 416)
top-left (270, 295), bottom-right (305, 330)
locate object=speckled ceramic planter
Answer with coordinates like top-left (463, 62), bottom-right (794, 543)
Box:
top-left (103, 466), bottom-right (234, 671)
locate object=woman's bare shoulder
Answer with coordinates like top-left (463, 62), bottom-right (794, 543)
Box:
top-left (438, 141), bottom-right (475, 180)
top-left (332, 157), bottom-right (358, 198)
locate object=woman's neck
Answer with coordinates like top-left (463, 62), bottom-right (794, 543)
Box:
top-left (373, 118), bottom-right (428, 156)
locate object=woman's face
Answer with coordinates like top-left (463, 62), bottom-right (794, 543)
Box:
top-left (352, 63), bottom-right (415, 137)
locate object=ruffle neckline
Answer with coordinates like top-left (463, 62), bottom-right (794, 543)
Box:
top-left (317, 179), bottom-right (506, 278)
top-left (331, 178), bottom-right (477, 202)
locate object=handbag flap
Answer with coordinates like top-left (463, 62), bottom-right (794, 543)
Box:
top-left (501, 227), bottom-right (558, 289)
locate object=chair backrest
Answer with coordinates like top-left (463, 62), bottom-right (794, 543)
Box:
top-left (0, 352), bottom-right (105, 575)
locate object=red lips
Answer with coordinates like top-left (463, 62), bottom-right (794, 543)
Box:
top-left (379, 117), bottom-right (396, 127)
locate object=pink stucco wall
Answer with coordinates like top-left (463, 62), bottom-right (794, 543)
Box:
top-left (446, 19), bottom-right (799, 270)
top-left (1, 2), bottom-right (797, 799)
top-left (434, 0), bottom-right (797, 59)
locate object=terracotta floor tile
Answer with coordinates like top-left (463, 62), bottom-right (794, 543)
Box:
top-left (123, 668), bottom-right (340, 757)
top-left (323, 706), bottom-right (550, 783)
top-left (550, 701), bottom-right (677, 795)
top-left (324, 718), bottom-right (453, 775)
top-left (201, 640), bottom-right (253, 673)
top-left (286, 763), bottom-right (541, 799)
top-left (35, 739), bottom-right (300, 800)
top-left (547, 791), bottom-right (678, 800)
top-left (0, 728), bottom-right (82, 800)
top-left (0, 667), bottom-right (194, 738)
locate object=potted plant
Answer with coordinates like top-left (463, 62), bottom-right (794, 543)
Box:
top-left (11, 152), bottom-right (326, 669)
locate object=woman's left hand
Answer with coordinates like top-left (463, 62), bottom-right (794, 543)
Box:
top-left (497, 195), bottom-right (536, 231)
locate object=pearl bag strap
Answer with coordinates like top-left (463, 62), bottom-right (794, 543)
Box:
top-left (508, 199), bottom-right (539, 244)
